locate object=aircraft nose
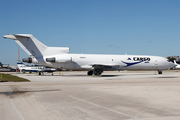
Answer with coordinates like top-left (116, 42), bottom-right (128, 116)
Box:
top-left (168, 61), bottom-right (176, 68)
top-left (172, 63), bottom-right (176, 68)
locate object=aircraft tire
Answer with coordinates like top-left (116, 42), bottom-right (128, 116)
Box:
top-left (87, 71), bottom-right (93, 75)
top-left (158, 70), bottom-right (162, 74)
top-left (39, 72), bottom-right (41, 75)
top-left (93, 69), bottom-right (103, 75)
top-left (22, 69), bottom-right (26, 73)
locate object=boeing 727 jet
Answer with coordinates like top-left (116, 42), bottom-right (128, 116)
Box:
top-left (3, 34), bottom-right (175, 75)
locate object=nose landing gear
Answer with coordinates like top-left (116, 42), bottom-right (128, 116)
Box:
top-left (158, 70), bottom-right (162, 74)
top-left (87, 69), bottom-right (103, 76)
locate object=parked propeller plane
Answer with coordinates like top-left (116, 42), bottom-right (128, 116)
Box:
top-left (17, 61), bottom-right (56, 75)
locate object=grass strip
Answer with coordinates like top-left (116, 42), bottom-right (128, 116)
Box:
top-left (0, 73), bottom-right (30, 82)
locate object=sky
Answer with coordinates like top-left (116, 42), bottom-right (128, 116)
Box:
top-left (0, 0), bottom-right (180, 65)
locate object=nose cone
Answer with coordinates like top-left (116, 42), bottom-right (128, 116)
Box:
top-left (167, 61), bottom-right (176, 69)
top-left (160, 57), bottom-right (176, 69)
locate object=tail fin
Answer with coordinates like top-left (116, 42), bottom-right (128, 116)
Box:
top-left (3, 34), bottom-right (47, 57)
top-left (3, 34), bottom-right (70, 57)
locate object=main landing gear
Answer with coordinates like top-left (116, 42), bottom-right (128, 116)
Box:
top-left (87, 71), bottom-right (93, 75)
top-left (158, 70), bottom-right (163, 74)
top-left (87, 69), bottom-right (103, 76)
top-left (88, 70), bottom-right (163, 75)
top-left (39, 72), bottom-right (42, 75)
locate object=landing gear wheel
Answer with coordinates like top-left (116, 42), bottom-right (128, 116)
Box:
top-left (87, 71), bottom-right (93, 75)
top-left (22, 69), bottom-right (26, 73)
top-left (93, 69), bottom-right (103, 75)
top-left (158, 70), bottom-right (162, 74)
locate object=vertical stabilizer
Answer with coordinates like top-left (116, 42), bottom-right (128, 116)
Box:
top-left (3, 34), bottom-right (70, 57)
top-left (3, 34), bottom-right (48, 57)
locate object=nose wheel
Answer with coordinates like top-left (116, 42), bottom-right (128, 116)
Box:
top-left (158, 70), bottom-right (162, 74)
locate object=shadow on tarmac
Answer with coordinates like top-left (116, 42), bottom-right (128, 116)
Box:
top-left (0, 89), bottom-right (61, 95)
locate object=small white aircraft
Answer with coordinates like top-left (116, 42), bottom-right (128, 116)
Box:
top-left (174, 60), bottom-right (180, 69)
top-left (17, 61), bottom-right (56, 75)
top-left (3, 34), bottom-right (175, 75)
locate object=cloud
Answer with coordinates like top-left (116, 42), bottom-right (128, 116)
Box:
top-left (108, 44), bottom-right (120, 48)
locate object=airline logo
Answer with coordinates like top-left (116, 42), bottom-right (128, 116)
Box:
top-left (127, 57), bottom-right (151, 61)
top-left (124, 57), bottom-right (151, 67)
top-left (133, 57), bottom-right (150, 61)
top-left (122, 61), bottom-right (144, 67)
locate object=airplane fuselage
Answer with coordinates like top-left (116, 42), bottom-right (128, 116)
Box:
top-left (34, 54), bottom-right (174, 71)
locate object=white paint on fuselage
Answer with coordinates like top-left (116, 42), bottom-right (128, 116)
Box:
top-left (38, 54), bottom-right (174, 71)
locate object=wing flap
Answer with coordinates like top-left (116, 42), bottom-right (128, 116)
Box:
top-left (81, 63), bottom-right (120, 70)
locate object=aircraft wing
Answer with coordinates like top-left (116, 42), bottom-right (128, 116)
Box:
top-left (93, 64), bottom-right (120, 70)
top-left (42, 69), bottom-right (56, 72)
top-left (81, 63), bottom-right (120, 70)
top-left (91, 64), bottom-right (119, 67)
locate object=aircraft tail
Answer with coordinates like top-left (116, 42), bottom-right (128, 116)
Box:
top-left (3, 34), bottom-right (47, 57)
top-left (3, 34), bottom-right (70, 57)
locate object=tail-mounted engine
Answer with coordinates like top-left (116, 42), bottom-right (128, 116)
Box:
top-left (46, 55), bottom-right (72, 63)
top-left (22, 57), bottom-right (38, 64)
top-left (22, 57), bottom-right (32, 63)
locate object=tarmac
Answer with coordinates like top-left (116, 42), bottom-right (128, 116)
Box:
top-left (0, 70), bottom-right (180, 120)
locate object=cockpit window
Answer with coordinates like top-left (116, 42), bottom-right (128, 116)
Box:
top-left (167, 60), bottom-right (172, 62)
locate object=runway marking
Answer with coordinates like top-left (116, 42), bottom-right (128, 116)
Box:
top-left (69, 95), bottom-right (135, 119)
top-left (7, 95), bottom-right (25, 120)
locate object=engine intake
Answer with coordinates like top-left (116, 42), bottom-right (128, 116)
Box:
top-left (46, 55), bottom-right (72, 63)
top-left (22, 58), bottom-right (32, 63)
top-left (46, 57), bottom-right (55, 62)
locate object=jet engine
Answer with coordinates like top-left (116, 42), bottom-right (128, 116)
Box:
top-left (46, 55), bottom-right (72, 63)
top-left (22, 57), bottom-right (38, 64)
top-left (22, 57), bottom-right (32, 63)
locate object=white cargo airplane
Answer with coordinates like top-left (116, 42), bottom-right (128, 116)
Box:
top-left (174, 60), bottom-right (180, 69)
top-left (17, 61), bottom-right (56, 75)
top-left (3, 34), bottom-right (175, 75)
